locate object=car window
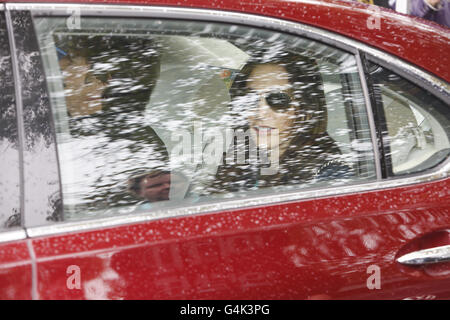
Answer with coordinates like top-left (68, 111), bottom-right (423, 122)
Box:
top-left (0, 11), bottom-right (21, 229)
top-left (33, 17), bottom-right (376, 223)
top-left (368, 62), bottom-right (450, 176)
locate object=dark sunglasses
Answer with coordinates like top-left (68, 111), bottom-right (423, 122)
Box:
top-left (246, 90), bottom-right (293, 113)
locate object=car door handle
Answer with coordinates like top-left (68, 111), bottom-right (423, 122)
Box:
top-left (397, 245), bottom-right (450, 266)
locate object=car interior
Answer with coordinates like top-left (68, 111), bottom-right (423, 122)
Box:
top-left (379, 85), bottom-right (450, 175)
top-left (31, 16), bottom-right (449, 221)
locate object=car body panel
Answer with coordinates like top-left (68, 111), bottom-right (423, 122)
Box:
top-left (0, 0), bottom-right (449, 300)
top-left (0, 240), bottom-right (33, 299)
top-left (33, 178), bottom-right (450, 299)
top-left (2, 0), bottom-right (449, 82)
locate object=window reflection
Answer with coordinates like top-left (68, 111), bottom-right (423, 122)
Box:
top-left (0, 13), bottom-right (21, 229)
top-left (207, 53), bottom-right (354, 194)
top-left (53, 35), bottom-right (169, 218)
top-left (35, 18), bottom-right (376, 222)
top-left (369, 63), bottom-right (450, 176)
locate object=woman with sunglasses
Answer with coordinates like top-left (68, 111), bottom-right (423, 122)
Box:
top-left (207, 52), bottom-right (352, 194)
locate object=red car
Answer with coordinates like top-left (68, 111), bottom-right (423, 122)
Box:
top-left (0, 0), bottom-right (449, 300)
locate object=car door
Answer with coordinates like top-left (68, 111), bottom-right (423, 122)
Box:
top-left (0, 7), bottom-right (33, 300)
top-left (7, 3), bottom-right (450, 299)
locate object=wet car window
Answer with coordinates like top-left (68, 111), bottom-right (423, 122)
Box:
top-left (369, 63), bottom-right (450, 176)
top-left (33, 17), bottom-right (376, 222)
top-left (0, 12), bottom-right (21, 229)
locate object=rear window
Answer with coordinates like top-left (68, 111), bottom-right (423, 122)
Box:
top-left (34, 17), bottom-right (376, 223)
top-left (368, 62), bottom-right (450, 176)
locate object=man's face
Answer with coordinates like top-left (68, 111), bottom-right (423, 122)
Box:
top-left (59, 56), bottom-right (108, 116)
top-left (138, 173), bottom-right (171, 202)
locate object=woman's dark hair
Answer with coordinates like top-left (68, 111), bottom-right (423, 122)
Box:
top-left (230, 52), bottom-right (328, 138)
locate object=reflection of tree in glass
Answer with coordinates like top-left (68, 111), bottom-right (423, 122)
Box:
top-left (47, 191), bottom-right (63, 222)
top-left (0, 14), bottom-right (18, 147)
top-left (10, 12), bottom-right (56, 150)
top-left (0, 14), bottom-right (21, 228)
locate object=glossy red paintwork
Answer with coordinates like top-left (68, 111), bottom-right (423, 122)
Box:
top-left (2, 0), bottom-right (450, 82)
top-left (1, 0), bottom-right (449, 300)
top-left (32, 177), bottom-right (450, 299)
top-left (0, 240), bottom-right (33, 299)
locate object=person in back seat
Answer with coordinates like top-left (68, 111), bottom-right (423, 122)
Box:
top-left (207, 52), bottom-right (353, 194)
top-left (55, 35), bottom-right (170, 213)
top-left (127, 170), bottom-right (190, 210)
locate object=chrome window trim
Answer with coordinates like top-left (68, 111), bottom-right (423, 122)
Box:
top-left (27, 160), bottom-right (450, 238)
top-left (3, 3), bottom-right (448, 239)
top-left (0, 8), bottom-right (27, 244)
top-left (0, 229), bottom-right (27, 243)
top-left (6, 3), bottom-right (448, 104)
top-left (366, 52), bottom-right (449, 105)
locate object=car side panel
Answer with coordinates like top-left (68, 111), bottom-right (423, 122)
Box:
top-left (0, 240), bottom-right (33, 299)
top-left (32, 178), bottom-right (450, 299)
top-left (6, 2), bottom-right (448, 300)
